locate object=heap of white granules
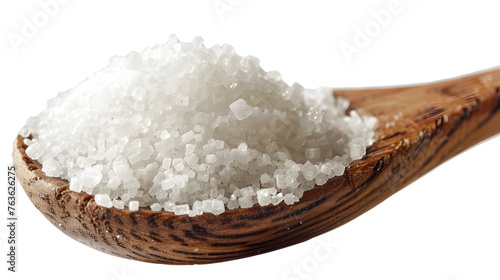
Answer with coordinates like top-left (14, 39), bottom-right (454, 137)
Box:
top-left (21, 35), bottom-right (376, 216)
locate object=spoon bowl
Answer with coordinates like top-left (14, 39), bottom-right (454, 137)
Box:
top-left (13, 68), bottom-right (500, 264)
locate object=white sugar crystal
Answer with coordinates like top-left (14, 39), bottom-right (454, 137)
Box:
top-left (239, 196), bottom-right (254, 208)
top-left (113, 163), bottom-right (133, 181)
top-left (25, 141), bottom-right (44, 159)
top-left (305, 148), bottom-right (321, 159)
top-left (315, 174), bottom-right (328, 185)
top-left (176, 95), bottom-right (189, 106)
top-left (161, 158), bottom-right (172, 168)
top-left (197, 172), bottom-right (209, 182)
top-left (260, 173), bottom-right (272, 184)
top-left (241, 186), bottom-right (255, 197)
top-left (211, 199), bottom-right (225, 215)
top-left (69, 177), bottom-right (83, 192)
top-left (194, 112), bottom-right (210, 125)
top-left (173, 204), bottom-right (190, 215)
top-left (284, 193), bottom-right (297, 205)
top-left (163, 201), bottom-right (175, 212)
top-left (191, 201), bottom-right (203, 216)
top-left (230, 99), bottom-right (253, 121)
top-left (123, 179), bottom-right (140, 190)
top-left (19, 127), bottom-right (31, 137)
top-left (112, 199), bottom-right (125, 209)
top-left (275, 175), bottom-right (286, 189)
top-left (150, 203), bottom-right (162, 211)
top-left (186, 153), bottom-right (198, 166)
top-left (42, 158), bottom-right (60, 177)
top-left (22, 36), bottom-right (376, 217)
top-left (182, 131), bottom-right (195, 143)
top-left (128, 200), bottom-right (139, 211)
top-left (231, 149), bottom-right (252, 164)
top-left (238, 142), bottom-right (248, 151)
top-left (202, 199), bottom-right (213, 212)
top-left (205, 154), bottom-right (217, 164)
top-left (259, 154), bottom-right (272, 166)
top-left (106, 175), bottom-right (121, 189)
top-left (95, 194), bottom-right (113, 208)
top-left (214, 140), bottom-right (224, 150)
top-left (81, 166), bottom-right (103, 188)
top-left (160, 130), bottom-right (171, 140)
top-left (257, 189), bottom-right (272, 206)
top-left (272, 193), bottom-right (284, 205)
top-left (303, 168), bottom-right (315, 181)
top-left (185, 144), bottom-right (195, 157)
top-left (121, 193), bottom-right (131, 202)
top-left (320, 163), bottom-right (332, 175)
top-left (141, 145), bottom-right (154, 160)
top-left (350, 144), bottom-right (365, 159)
top-left (227, 197), bottom-right (239, 210)
top-left (173, 158), bottom-right (184, 171)
top-left (332, 163), bottom-right (346, 176)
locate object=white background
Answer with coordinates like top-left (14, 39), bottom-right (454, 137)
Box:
top-left (1, 1), bottom-right (500, 279)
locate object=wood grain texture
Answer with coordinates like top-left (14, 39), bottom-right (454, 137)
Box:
top-left (13, 68), bottom-right (500, 264)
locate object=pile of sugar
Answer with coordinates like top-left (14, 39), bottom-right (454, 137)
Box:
top-left (22, 35), bottom-right (376, 216)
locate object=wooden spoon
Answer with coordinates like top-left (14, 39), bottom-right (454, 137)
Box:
top-left (13, 68), bottom-right (500, 265)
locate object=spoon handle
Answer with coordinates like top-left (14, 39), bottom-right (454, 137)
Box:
top-left (336, 68), bottom-right (500, 178)
top-left (329, 69), bottom-right (500, 226)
